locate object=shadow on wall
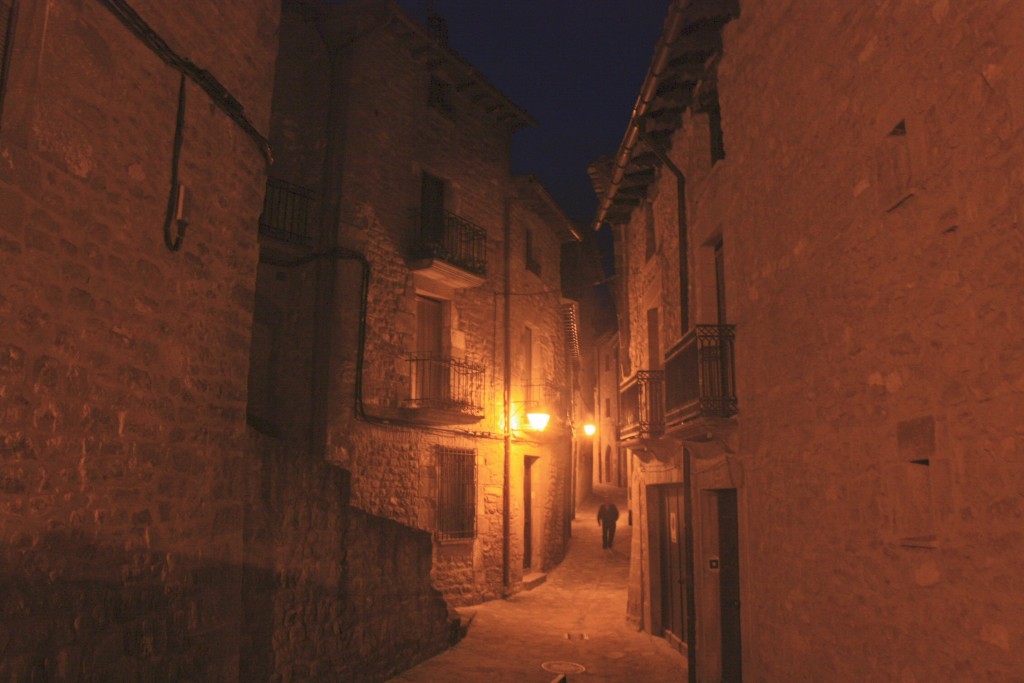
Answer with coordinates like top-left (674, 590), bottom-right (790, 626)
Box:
top-left (0, 446), bottom-right (453, 682)
top-left (243, 444), bottom-right (455, 681)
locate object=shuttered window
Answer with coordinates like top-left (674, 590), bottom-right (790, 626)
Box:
top-left (436, 447), bottom-right (476, 541)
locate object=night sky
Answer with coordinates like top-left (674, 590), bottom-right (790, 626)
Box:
top-left (397, 0), bottom-right (670, 226)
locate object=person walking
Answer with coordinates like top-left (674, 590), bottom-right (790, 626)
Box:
top-left (597, 500), bottom-right (620, 549)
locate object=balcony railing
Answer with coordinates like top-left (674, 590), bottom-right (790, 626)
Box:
top-left (405, 355), bottom-right (485, 419)
top-left (413, 209), bottom-right (487, 276)
top-left (619, 370), bottom-right (664, 441)
top-left (664, 325), bottom-right (737, 424)
top-left (259, 177), bottom-right (313, 244)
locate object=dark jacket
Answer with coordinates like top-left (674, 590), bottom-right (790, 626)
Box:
top-left (597, 502), bottom-right (619, 527)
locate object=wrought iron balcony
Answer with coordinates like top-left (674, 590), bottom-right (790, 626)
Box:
top-left (664, 325), bottom-right (737, 425)
top-left (619, 370), bottom-right (664, 442)
top-left (404, 355), bottom-right (485, 424)
top-left (409, 209), bottom-right (488, 287)
top-left (259, 177), bottom-right (313, 245)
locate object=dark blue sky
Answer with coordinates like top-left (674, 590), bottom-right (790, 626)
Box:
top-left (397, 0), bottom-right (669, 225)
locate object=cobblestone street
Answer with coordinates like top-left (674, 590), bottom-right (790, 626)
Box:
top-left (389, 485), bottom-right (686, 682)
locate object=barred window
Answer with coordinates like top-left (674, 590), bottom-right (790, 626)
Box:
top-left (436, 447), bottom-right (476, 540)
top-left (0, 0), bottom-right (17, 126)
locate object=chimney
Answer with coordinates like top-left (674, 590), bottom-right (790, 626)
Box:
top-left (426, 12), bottom-right (449, 47)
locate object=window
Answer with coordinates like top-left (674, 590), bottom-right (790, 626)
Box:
top-left (428, 76), bottom-right (453, 116)
top-left (523, 325), bottom-right (534, 402)
top-left (437, 447), bottom-right (476, 540)
top-left (525, 229), bottom-right (542, 276)
top-left (647, 307), bottom-right (660, 370)
top-left (676, 175), bottom-right (689, 332)
top-left (420, 171), bottom-right (446, 245)
top-left (707, 95), bottom-right (725, 164)
top-left (605, 397), bottom-right (611, 418)
top-left (644, 204), bottom-right (656, 261)
top-left (0, 0), bottom-right (17, 128)
top-left (714, 239), bottom-right (726, 325)
top-left (699, 79), bottom-right (725, 164)
top-left (412, 295), bottom-right (449, 405)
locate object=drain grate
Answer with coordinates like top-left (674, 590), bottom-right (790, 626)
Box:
top-left (542, 661), bottom-right (587, 674)
top-left (564, 632), bottom-right (589, 640)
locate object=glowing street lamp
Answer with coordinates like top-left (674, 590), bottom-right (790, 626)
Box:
top-left (525, 412), bottom-right (551, 432)
top-left (583, 423), bottom-right (596, 437)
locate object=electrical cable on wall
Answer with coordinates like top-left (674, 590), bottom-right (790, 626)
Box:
top-left (163, 73), bottom-right (188, 252)
top-left (96, 0), bottom-right (273, 252)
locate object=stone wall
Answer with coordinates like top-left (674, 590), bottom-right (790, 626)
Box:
top-left (716, 1), bottom-right (1024, 678)
top-left (241, 440), bottom-right (451, 682)
top-left (614, 0), bottom-right (1024, 679)
top-left (0, 1), bottom-right (456, 680)
top-left (0, 1), bottom-right (275, 679)
top-left (297, 4), bottom-right (573, 607)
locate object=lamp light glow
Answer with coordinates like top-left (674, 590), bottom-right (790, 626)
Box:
top-left (583, 423), bottom-right (596, 436)
top-left (526, 412), bottom-right (550, 431)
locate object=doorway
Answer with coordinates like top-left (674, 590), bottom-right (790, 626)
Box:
top-left (415, 296), bottom-right (447, 403)
top-left (523, 456), bottom-right (538, 571)
top-left (657, 484), bottom-right (687, 651)
top-left (703, 487), bottom-right (741, 681)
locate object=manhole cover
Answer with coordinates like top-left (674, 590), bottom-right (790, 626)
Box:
top-left (541, 661), bottom-right (587, 674)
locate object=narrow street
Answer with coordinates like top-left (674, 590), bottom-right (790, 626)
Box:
top-left (389, 485), bottom-right (686, 682)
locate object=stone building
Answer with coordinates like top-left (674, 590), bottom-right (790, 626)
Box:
top-left (0, 1), bottom-right (475, 680)
top-left (253, 0), bottom-right (579, 607)
top-left (596, 0), bottom-right (1024, 680)
top-left (593, 330), bottom-right (625, 490)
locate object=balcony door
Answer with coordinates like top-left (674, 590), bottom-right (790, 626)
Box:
top-left (658, 484), bottom-right (687, 651)
top-left (647, 308), bottom-right (660, 370)
top-left (421, 172), bottom-right (446, 248)
top-left (714, 239), bottom-right (726, 325)
top-left (416, 295), bottom-right (448, 404)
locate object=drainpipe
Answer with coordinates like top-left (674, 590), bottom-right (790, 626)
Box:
top-left (591, 0), bottom-right (688, 232)
top-left (683, 447), bottom-right (697, 683)
top-left (502, 196), bottom-right (513, 592)
top-left (636, 125), bottom-right (689, 332)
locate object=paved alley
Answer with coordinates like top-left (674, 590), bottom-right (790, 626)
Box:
top-left (388, 485), bottom-right (686, 683)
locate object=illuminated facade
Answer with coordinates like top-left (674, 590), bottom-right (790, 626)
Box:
top-left (252, 0), bottom-right (580, 606)
top-left (599, 0), bottom-right (1024, 680)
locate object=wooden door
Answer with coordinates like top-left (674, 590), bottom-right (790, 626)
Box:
top-left (523, 456), bottom-right (537, 571)
top-left (659, 485), bottom-right (687, 650)
top-left (717, 489), bottom-right (742, 681)
top-left (416, 296), bottom-right (446, 403)
top-left (714, 239), bottom-right (726, 325)
top-left (421, 172), bottom-right (445, 246)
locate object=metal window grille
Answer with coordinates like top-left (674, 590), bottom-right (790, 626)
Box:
top-left (436, 447), bottom-right (476, 541)
top-left (0, 0), bottom-right (17, 128)
top-left (259, 177), bottom-right (313, 244)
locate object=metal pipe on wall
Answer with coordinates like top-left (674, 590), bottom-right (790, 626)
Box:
top-left (502, 196), bottom-right (513, 591)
